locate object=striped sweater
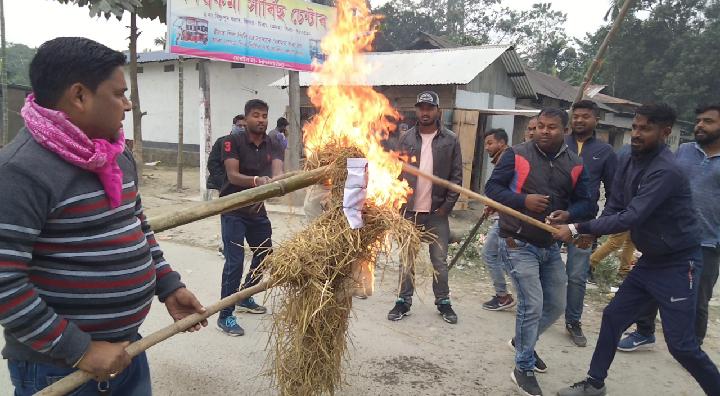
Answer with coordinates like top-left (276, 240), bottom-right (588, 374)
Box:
top-left (0, 129), bottom-right (184, 367)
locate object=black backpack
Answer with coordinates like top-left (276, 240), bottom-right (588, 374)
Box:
top-left (206, 135), bottom-right (228, 190)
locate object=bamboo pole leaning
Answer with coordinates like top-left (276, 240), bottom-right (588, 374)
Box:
top-left (572, 0), bottom-right (635, 105)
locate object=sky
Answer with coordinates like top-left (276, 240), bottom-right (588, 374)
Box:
top-left (4, 0), bottom-right (613, 51)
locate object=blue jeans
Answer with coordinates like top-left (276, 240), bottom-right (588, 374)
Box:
top-left (8, 350), bottom-right (151, 396)
top-left (220, 214), bottom-right (272, 319)
top-left (565, 242), bottom-right (592, 323)
top-left (482, 221), bottom-right (508, 295)
top-left (499, 237), bottom-right (567, 371)
top-left (588, 254), bottom-right (720, 395)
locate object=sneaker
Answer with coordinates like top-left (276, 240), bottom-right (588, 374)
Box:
top-left (236, 297), bottom-right (268, 314)
top-left (509, 338), bottom-right (548, 373)
top-left (586, 271), bottom-right (597, 285)
top-left (482, 294), bottom-right (517, 311)
top-left (216, 316), bottom-right (245, 336)
top-left (511, 367), bottom-right (543, 396)
top-left (387, 299), bottom-right (411, 321)
top-left (557, 379), bottom-right (607, 396)
top-left (617, 331), bottom-right (655, 352)
top-left (437, 299), bottom-right (458, 324)
top-left (566, 322), bottom-right (587, 347)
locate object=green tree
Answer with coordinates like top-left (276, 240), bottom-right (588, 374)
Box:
top-left (5, 43), bottom-right (36, 86)
top-left (375, 1), bottom-right (574, 75)
top-left (574, 0), bottom-right (714, 118)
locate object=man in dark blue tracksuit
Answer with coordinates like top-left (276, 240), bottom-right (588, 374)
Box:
top-left (555, 104), bottom-right (720, 396)
top-left (563, 100), bottom-right (617, 347)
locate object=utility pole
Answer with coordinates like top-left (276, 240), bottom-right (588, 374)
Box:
top-left (198, 60), bottom-right (213, 201)
top-left (287, 71), bottom-right (301, 172)
top-left (176, 57), bottom-right (184, 191)
top-left (1, 0), bottom-right (8, 146)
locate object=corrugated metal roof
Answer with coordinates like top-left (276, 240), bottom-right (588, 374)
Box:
top-left (126, 51), bottom-right (198, 64)
top-left (269, 45), bottom-right (536, 99)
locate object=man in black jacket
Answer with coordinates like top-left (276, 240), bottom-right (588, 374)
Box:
top-left (387, 91), bottom-right (463, 325)
top-left (555, 104), bottom-right (720, 396)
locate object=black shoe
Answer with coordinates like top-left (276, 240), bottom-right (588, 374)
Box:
top-left (511, 367), bottom-right (543, 396)
top-left (482, 294), bottom-right (517, 311)
top-left (509, 338), bottom-right (548, 373)
top-left (387, 299), bottom-right (411, 321)
top-left (586, 271), bottom-right (597, 285)
top-left (557, 378), bottom-right (607, 396)
top-left (437, 299), bottom-right (458, 324)
top-left (566, 322), bottom-right (587, 347)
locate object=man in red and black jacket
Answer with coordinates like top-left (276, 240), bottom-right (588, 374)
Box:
top-left (485, 107), bottom-right (592, 396)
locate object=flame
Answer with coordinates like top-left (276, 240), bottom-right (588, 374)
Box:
top-left (303, 0), bottom-right (410, 209)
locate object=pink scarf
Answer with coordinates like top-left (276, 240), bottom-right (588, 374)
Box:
top-left (21, 94), bottom-right (126, 208)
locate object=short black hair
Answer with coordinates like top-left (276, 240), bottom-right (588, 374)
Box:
top-left (29, 37), bottom-right (126, 108)
top-left (484, 128), bottom-right (508, 144)
top-left (696, 104), bottom-right (720, 115)
top-left (572, 100), bottom-right (600, 117)
top-left (277, 117), bottom-right (289, 128)
top-left (233, 114), bottom-right (244, 124)
top-left (635, 103), bottom-right (677, 129)
top-left (244, 99), bottom-right (269, 116)
top-left (538, 107), bottom-right (569, 127)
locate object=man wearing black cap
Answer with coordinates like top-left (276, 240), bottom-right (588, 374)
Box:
top-left (388, 91), bottom-right (463, 324)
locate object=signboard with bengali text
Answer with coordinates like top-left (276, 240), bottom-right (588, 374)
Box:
top-left (168, 0), bottom-right (335, 71)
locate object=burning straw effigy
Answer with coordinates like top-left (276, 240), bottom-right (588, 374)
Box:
top-left (262, 147), bottom-right (421, 396)
top-left (260, 0), bottom-right (426, 393)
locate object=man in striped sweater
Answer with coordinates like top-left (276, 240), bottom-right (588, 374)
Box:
top-left (0, 37), bottom-right (207, 395)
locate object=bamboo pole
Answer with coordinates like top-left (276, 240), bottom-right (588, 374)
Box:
top-left (150, 166), bottom-right (328, 233)
top-left (401, 163), bottom-right (558, 234)
top-left (572, 0), bottom-right (635, 105)
top-left (35, 281), bottom-right (270, 396)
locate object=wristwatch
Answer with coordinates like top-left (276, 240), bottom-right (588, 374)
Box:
top-left (568, 224), bottom-right (580, 239)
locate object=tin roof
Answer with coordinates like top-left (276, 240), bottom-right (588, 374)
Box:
top-left (270, 45), bottom-right (536, 99)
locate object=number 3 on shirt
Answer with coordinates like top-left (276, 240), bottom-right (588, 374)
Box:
top-left (224, 141), bottom-right (232, 152)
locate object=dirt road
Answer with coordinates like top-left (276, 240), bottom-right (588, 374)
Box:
top-left (0, 166), bottom-right (716, 395)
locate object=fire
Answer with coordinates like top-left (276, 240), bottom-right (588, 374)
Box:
top-left (303, 0), bottom-right (410, 209)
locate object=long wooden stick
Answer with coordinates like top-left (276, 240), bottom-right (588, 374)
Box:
top-left (150, 166), bottom-right (328, 233)
top-left (401, 163), bottom-right (558, 234)
top-left (572, 0), bottom-right (635, 105)
top-left (35, 281), bottom-right (271, 396)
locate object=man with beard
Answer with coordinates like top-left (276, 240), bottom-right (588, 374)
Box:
top-left (563, 100), bottom-right (617, 347)
top-left (217, 99), bottom-right (283, 336)
top-left (388, 91), bottom-right (463, 325)
top-left (485, 108), bottom-right (592, 396)
top-left (617, 104), bottom-right (720, 352)
top-left (554, 104), bottom-right (720, 396)
top-left (480, 128), bottom-right (516, 311)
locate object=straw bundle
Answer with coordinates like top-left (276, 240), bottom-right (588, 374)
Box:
top-left (262, 146), bottom-right (421, 396)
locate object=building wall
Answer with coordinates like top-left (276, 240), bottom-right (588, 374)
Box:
top-left (0, 86), bottom-right (32, 144)
top-left (464, 59), bottom-right (515, 99)
top-left (122, 59), bottom-right (290, 163)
